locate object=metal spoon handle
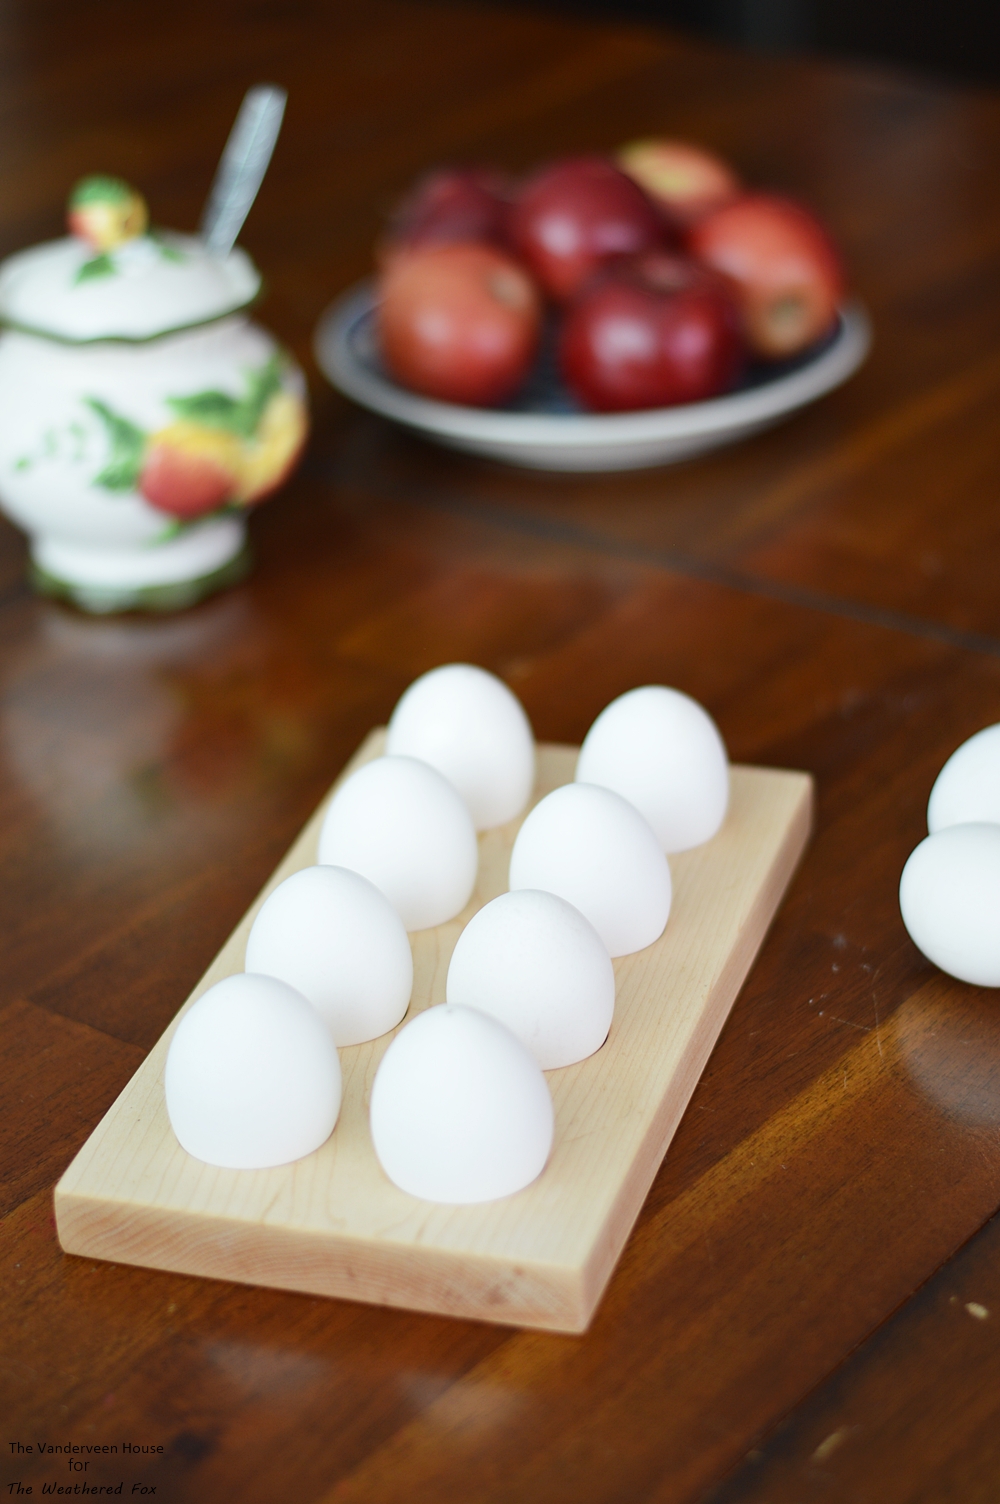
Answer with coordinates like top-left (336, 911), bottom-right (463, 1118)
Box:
top-left (199, 84), bottom-right (287, 256)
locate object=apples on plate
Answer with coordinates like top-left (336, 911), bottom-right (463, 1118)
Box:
top-left (377, 242), bottom-right (542, 406)
top-left (617, 139), bottom-right (740, 227)
top-left (377, 167), bottom-right (513, 268)
top-left (509, 156), bottom-right (668, 303)
top-left (560, 253), bottom-right (744, 412)
top-left (687, 194), bottom-right (843, 358)
top-left (371, 145), bottom-right (848, 413)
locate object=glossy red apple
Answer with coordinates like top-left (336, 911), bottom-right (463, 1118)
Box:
top-left (688, 194), bottom-right (843, 358)
top-left (378, 242), bottom-right (542, 406)
top-left (510, 156), bottom-right (667, 303)
top-left (378, 167), bottom-right (513, 267)
top-left (617, 139), bottom-right (740, 226)
top-left (559, 253), bottom-right (744, 412)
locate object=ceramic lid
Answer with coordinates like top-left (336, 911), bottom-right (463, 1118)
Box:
top-left (0, 176), bottom-right (262, 343)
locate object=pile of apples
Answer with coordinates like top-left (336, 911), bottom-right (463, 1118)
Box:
top-left (375, 141), bottom-right (845, 413)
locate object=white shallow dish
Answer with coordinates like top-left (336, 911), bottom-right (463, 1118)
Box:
top-left (314, 281), bottom-right (871, 473)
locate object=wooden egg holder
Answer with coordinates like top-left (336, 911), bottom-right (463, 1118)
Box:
top-left (55, 733), bottom-right (812, 1333)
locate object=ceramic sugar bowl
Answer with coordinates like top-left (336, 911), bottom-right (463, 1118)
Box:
top-left (0, 176), bottom-right (308, 612)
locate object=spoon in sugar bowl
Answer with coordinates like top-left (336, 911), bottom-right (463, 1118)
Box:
top-left (200, 84), bottom-right (287, 257)
top-left (0, 83), bottom-right (308, 613)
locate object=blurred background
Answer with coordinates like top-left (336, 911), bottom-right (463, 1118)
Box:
top-left (466, 0), bottom-right (1000, 85)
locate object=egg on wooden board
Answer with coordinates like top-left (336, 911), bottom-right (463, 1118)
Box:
top-left (575, 685), bottom-right (729, 852)
top-left (899, 823), bottom-right (1000, 986)
top-left (369, 1004), bottom-right (554, 1203)
top-left (385, 662), bottom-right (536, 829)
top-left (164, 973), bottom-right (342, 1169)
top-left (927, 723), bottom-right (1000, 832)
top-left (244, 865), bottom-right (413, 1046)
top-left (446, 888), bottom-right (614, 1068)
top-left (317, 755), bottom-right (478, 930)
top-left (508, 781), bottom-right (671, 957)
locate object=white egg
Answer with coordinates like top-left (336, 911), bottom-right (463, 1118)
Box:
top-left (164, 973), bottom-right (342, 1169)
top-left (385, 663), bottom-right (535, 829)
top-left (575, 685), bottom-right (729, 852)
top-left (899, 824), bottom-right (1000, 986)
top-left (244, 865), bottom-right (412, 1046)
top-left (508, 782), bottom-right (671, 957)
top-left (369, 1004), bottom-right (554, 1203)
top-left (928, 723), bottom-right (1000, 833)
top-left (446, 889), bottom-right (614, 1069)
top-left (317, 755), bottom-right (478, 930)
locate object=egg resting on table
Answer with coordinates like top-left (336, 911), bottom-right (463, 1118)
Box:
top-left (245, 864), bottom-right (413, 1046)
top-left (446, 888), bottom-right (614, 1068)
top-left (164, 973), bottom-right (342, 1169)
top-left (317, 754), bottom-right (478, 930)
top-left (369, 1003), bottom-right (554, 1203)
top-left (927, 723), bottom-right (1000, 833)
top-left (899, 823), bottom-right (1000, 986)
top-left (508, 781), bottom-right (671, 957)
top-left (575, 684), bottom-right (729, 853)
top-left (386, 662), bottom-right (536, 829)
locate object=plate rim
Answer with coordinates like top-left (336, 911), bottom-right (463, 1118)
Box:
top-left (314, 279), bottom-right (872, 452)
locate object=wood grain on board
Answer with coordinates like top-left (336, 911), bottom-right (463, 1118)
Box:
top-left (55, 736), bottom-right (812, 1332)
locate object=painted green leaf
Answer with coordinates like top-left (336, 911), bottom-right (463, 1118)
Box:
top-left (70, 175), bottom-right (135, 208)
top-left (152, 519), bottom-right (185, 543)
top-left (148, 232), bottom-right (185, 265)
top-left (241, 355), bottom-right (283, 426)
top-left (166, 390), bottom-right (247, 432)
top-left (75, 253), bottom-right (116, 285)
top-left (166, 355), bottom-right (283, 439)
top-left (85, 398), bottom-right (146, 491)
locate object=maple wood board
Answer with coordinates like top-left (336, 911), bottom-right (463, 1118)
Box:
top-left (55, 734), bottom-right (813, 1333)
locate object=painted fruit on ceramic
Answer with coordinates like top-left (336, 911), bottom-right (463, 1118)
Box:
top-left (83, 356), bottom-right (309, 521)
top-left (687, 194), bottom-right (843, 358)
top-left (139, 423), bottom-right (243, 519)
top-left (378, 242), bottom-right (542, 406)
top-left (559, 254), bottom-right (744, 411)
top-left (509, 156), bottom-right (666, 303)
top-left (239, 390), bottom-right (309, 503)
top-left (67, 175), bottom-right (149, 252)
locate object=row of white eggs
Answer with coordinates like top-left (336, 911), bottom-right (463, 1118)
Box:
top-left (165, 665), bottom-right (730, 1202)
top-left (900, 724), bottom-right (1000, 986)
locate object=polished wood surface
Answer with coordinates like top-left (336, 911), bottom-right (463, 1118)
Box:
top-left (3, 1), bottom-right (1000, 1498)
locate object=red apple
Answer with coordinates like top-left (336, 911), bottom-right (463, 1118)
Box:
top-left (559, 253), bottom-right (744, 412)
top-left (510, 156), bottom-right (667, 303)
top-left (378, 167), bottom-right (513, 268)
top-left (378, 242), bottom-right (542, 406)
top-left (617, 139), bottom-right (740, 226)
top-left (688, 194), bottom-right (843, 358)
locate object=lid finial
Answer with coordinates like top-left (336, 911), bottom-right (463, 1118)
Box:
top-left (67, 176), bottom-right (149, 252)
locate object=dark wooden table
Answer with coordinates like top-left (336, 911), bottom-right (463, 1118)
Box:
top-left (4, 3), bottom-right (1000, 1499)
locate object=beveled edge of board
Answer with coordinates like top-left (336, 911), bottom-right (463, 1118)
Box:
top-left (52, 1190), bottom-right (593, 1331)
top-left (575, 768), bottom-right (813, 1322)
